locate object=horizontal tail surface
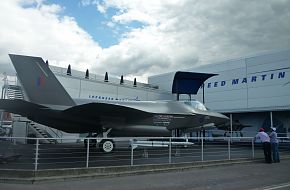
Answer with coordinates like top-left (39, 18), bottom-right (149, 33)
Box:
top-left (9, 54), bottom-right (75, 106)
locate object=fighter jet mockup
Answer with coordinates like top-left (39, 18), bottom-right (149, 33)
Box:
top-left (0, 54), bottom-right (228, 152)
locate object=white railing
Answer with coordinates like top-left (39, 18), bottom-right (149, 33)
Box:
top-left (0, 136), bottom-right (289, 171)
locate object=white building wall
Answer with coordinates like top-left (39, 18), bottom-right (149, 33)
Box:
top-left (245, 50), bottom-right (290, 111)
top-left (148, 72), bottom-right (175, 92)
top-left (149, 49), bottom-right (290, 113)
top-left (55, 74), bottom-right (174, 101)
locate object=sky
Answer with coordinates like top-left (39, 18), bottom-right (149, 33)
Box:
top-left (0, 0), bottom-right (290, 83)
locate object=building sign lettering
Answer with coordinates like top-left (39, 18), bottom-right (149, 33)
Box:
top-left (206, 71), bottom-right (286, 89)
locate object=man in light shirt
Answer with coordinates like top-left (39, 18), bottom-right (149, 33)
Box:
top-left (255, 128), bottom-right (272, 163)
top-left (269, 127), bottom-right (280, 163)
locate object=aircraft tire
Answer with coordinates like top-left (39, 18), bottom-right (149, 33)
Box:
top-left (99, 139), bottom-right (114, 153)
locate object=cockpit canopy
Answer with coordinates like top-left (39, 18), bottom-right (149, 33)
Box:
top-left (183, 100), bottom-right (207, 111)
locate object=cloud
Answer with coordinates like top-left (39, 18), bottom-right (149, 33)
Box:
top-left (112, 10), bottom-right (157, 25)
top-left (0, 0), bottom-right (289, 84)
top-left (96, 1), bottom-right (107, 13)
top-left (0, 0), bottom-right (102, 75)
top-left (95, 0), bottom-right (290, 81)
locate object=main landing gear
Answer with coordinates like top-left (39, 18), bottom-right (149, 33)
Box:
top-left (99, 139), bottom-right (114, 153)
top-left (84, 129), bottom-right (115, 153)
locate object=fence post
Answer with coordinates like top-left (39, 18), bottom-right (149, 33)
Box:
top-left (201, 137), bottom-right (204, 162)
top-left (131, 139), bottom-right (134, 166)
top-left (252, 137), bottom-right (255, 158)
top-left (169, 137), bottom-right (172, 163)
top-left (86, 138), bottom-right (90, 168)
top-left (34, 138), bottom-right (39, 171)
top-left (228, 138), bottom-right (231, 160)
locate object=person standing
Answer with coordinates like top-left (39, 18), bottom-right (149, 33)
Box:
top-left (269, 127), bottom-right (280, 163)
top-left (255, 128), bottom-right (272, 163)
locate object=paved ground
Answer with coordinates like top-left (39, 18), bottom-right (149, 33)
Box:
top-left (1, 159), bottom-right (290, 190)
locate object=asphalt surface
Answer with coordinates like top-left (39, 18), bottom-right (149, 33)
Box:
top-left (1, 159), bottom-right (290, 190)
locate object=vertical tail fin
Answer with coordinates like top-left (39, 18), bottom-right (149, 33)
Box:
top-left (9, 54), bottom-right (75, 106)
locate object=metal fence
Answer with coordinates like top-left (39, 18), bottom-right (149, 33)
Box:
top-left (0, 137), bottom-right (289, 171)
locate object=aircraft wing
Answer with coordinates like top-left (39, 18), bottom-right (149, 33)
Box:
top-left (0, 99), bottom-right (154, 133)
top-left (0, 99), bottom-right (50, 118)
top-left (0, 99), bottom-right (153, 121)
top-left (63, 102), bottom-right (153, 120)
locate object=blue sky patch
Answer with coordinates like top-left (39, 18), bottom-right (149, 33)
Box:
top-left (45, 0), bottom-right (144, 48)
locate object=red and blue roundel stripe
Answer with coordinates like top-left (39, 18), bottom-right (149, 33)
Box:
top-left (36, 74), bottom-right (45, 87)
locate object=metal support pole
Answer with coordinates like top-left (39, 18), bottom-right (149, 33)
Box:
top-left (230, 113), bottom-right (233, 140)
top-left (169, 137), bottom-right (172, 163)
top-left (143, 148), bottom-right (148, 158)
top-left (270, 111), bottom-right (273, 128)
top-left (201, 137), bottom-right (204, 162)
top-left (34, 138), bottom-right (39, 171)
top-left (1, 86), bottom-right (4, 99)
top-left (131, 140), bottom-right (134, 166)
top-left (0, 109), bottom-right (3, 129)
top-left (252, 137), bottom-right (255, 158)
top-left (86, 138), bottom-right (90, 168)
top-left (228, 138), bottom-right (231, 160)
top-left (202, 83), bottom-right (205, 104)
top-left (176, 129), bottom-right (180, 137)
